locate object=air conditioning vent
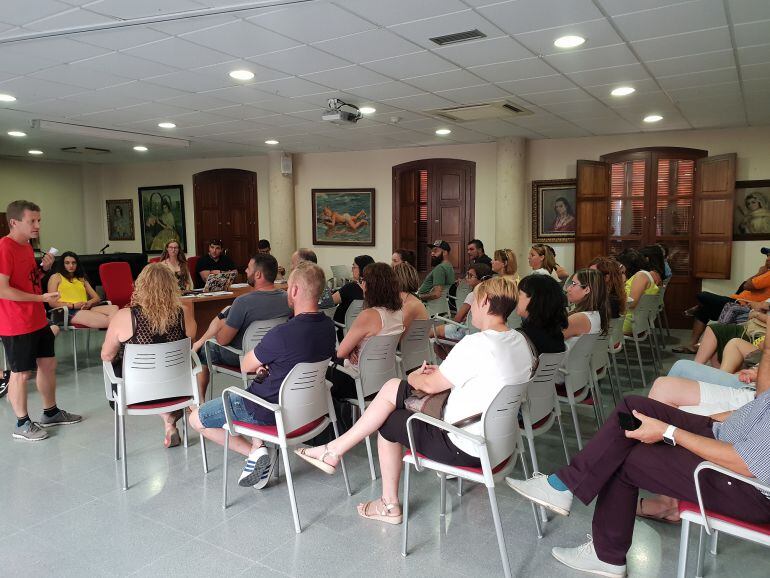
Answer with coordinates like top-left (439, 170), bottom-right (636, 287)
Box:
top-left (60, 146), bottom-right (111, 155)
top-left (429, 29), bottom-right (487, 46)
top-left (428, 101), bottom-right (533, 122)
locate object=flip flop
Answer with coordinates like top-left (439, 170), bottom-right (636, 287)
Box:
top-left (294, 445), bottom-right (337, 475)
top-left (672, 345), bottom-right (698, 354)
top-left (636, 497), bottom-right (680, 525)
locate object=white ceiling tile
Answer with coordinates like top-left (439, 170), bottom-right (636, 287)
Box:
top-left (542, 99), bottom-right (611, 116)
top-left (611, 0), bottom-right (726, 41)
top-left (155, 111), bottom-right (235, 126)
top-left (12, 97), bottom-right (99, 118)
top-left (204, 104), bottom-right (276, 120)
top-left (348, 82), bottom-right (425, 100)
top-left (76, 27), bottom-right (170, 51)
top-left (28, 64), bottom-right (132, 90)
top-left (0, 47), bottom-right (61, 75)
top-left (381, 92), bottom-right (456, 111)
top-left (497, 75), bottom-right (576, 95)
top-left (458, 118), bottom-right (542, 138)
top-left (581, 77), bottom-right (661, 99)
top-left (470, 58), bottom-right (556, 83)
top-left (57, 88), bottom-right (145, 112)
top-left (657, 67), bottom-right (738, 89)
top-left (0, 0), bottom-right (74, 26)
top-left (334, 0), bottom-right (467, 27)
top-left (738, 44), bottom-right (770, 66)
top-left (181, 20), bottom-right (300, 58)
top-left (143, 70), bottom-right (234, 92)
top-left (80, 102), bottom-right (196, 125)
top-left (435, 83), bottom-right (510, 103)
top-left (388, 10), bottom-right (506, 51)
top-left (86, 0), bottom-right (202, 19)
top-left (646, 50), bottom-right (736, 77)
top-left (743, 78), bottom-right (770, 93)
top-left (157, 92), bottom-right (243, 111)
top-left (566, 63), bottom-right (651, 87)
top-left (193, 60), bottom-right (289, 84)
top-left (519, 87), bottom-right (588, 105)
top-left (252, 76), bottom-right (330, 98)
top-left (76, 52), bottom-right (180, 79)
top-left (598, 0), bottom-right (697, 17)
top-left (515, 18), bottom-right (624, 56)
top-left (733, 21), bottom-right (770, 48)
top-left (251, 46), bottom-right (351, 76)
top-left (632, 27), bottom-right (732, 61)
top-left (612, 92), bottom-right (682, 112)
top-left (8, 38), bottom-right (110, 65)
top-left (669, 81), bottom-right (741, 103)
top-left (124, 37), bottom-right (235, 69)
top-left (726, 0), bottom-right (770, 24)
top-left (249, 2), bottom-right (374, 43)
top-left (250, 97), bottom-right (324, 115)
top-left (200, 84), bottom-right (274, 104)
top-left (572, 116), bottom-right (639, 134)
top-left (405, 69), bottom-right (486, 92)
top-left (302, 66), bottom-right (392, 90)
top-left (741, 62), bottom-right (770, 80)
top-left (146, 13), bottom-right (239, 36)
top-left (536, 124), bottom-right (593, 138)
top-left (477, 0), bottom-right (603, 35)
top-left (284, 108), bottom-right (327, 122)
top-left (0, 76), bottom-right (84, 102)
top-left (103, 81), bottom-right (189, 102)
top-left (433, 36), bottom-right (534, 68)
top-left (363, 52), bottom-right (457, 79)
top-left (314, 29), bottom-right (422, 63)
top-left (22, 7), bottom-right (114, 31)
top-left (544, 44), bottom-right (638, 74)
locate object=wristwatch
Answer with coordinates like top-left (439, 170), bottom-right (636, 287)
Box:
top-left (663, 424), bottom-right (677, 446)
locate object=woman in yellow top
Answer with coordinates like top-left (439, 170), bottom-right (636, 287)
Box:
top-left (617, 248), bottom-right (661, 334)
top-left (48, 252), bottom-right (119, 328)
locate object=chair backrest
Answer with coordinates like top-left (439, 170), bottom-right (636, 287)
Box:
top-left (330, 265), bottom-right (350, 289)
top-left (608, 316), bottom-right (624, 352)
top-left (564, 333), bottom-right (601, 389)
top-left (187, 255), bottom-right (200, 286)
top-left (358, 333), bottom-right (401, 397)
top-left (277, 359), bottom-right (333, 435)
top-left (523, 352), bottom-right (566, 425)
top-left (121, 338), bottom-right (195, 406)
top-left (343, 300), bottom-right (364, 336)
top-left (99, 261), bottom-right (134, 308)
top-left (506, 311), bottom-right (522, 330)
top-left (482, 382), bottom-right (528, 468)
top-left (632, 294), bottom-right (658, 335)
top-left (591, 329), bottom-right (611, 372)
top-left (399, 319), bottom-right (433, 373)
top-left (241, 317), bottom-right (288, 354)
top-left (426, 286), bottom-right (450, 317)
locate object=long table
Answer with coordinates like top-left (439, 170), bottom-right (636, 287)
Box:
top-left (181, 285), bottom-right (252, 340)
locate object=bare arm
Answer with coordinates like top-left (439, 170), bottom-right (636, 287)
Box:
top-left (215, 324), bottom-right (238, 346)
top-left (101, 308), bottom-right (131, 362)
top-left (332, 290), bottom-right (342, 305)
top-left (420, 284), bottom-right (443, 301)
top-left (0, 273), bottom-right (55, 303)
top-left (47, 274), bottom-right (68, 308)
top-left (182, 302), bottom-right (196, 340)
top-left (454, 302), bottom-right (471, 323)
top-left (241, 350), bottom-right (264, 374)
top-left (627, 273), bottom-right (649, 310)
top-left (336, 309), bottom-right (379, 359)
top-left (563, 311), bottom-right (591, 340)
top-left (407, 362), bottom-right (453, 394)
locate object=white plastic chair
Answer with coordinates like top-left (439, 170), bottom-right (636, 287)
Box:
top-left (401, 382), bottom-right (542, 578)
top-left (220, 359), bottom-right (352, 533)
top-left (608, 317), bottom-right (632, 394)
top-left (102, 338), bottom-right (208, 491)
top-left (329, 265), bottom-right (350, 290)
top-left (623, 294), bottom-right (661, 389)
top-left (677, 462), bottom-right (770, 578)
top-left (398, 319), bottom-right (434, 376)
top-left (557, 333), bottom-right (601, 450)
top-left (658, 277), bottom-right (672, 338)
top-left (333, 299), bottom-right (363, 340)
top-left (337, 333), bottom-right (402, 480)
top-left (205, 317), bottom-right (287, 397)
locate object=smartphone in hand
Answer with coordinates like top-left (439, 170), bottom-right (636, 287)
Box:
top-left (618, 411), bottom-right (642, 431)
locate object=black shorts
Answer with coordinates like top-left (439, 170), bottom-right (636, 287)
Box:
top-left (378, 380), bottom-right (481, 468)
top-left (1, 325), bottom-right (56, 373)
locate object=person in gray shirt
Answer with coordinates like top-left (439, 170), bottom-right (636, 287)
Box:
top-left (194, 253), bottom-right (290, 396)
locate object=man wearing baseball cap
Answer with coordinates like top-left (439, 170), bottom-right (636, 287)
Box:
top-left (418, 240), bottom-right (455, 303)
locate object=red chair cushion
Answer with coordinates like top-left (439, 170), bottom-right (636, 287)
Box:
top-left (405, 450), bottom-right (510, 475)
top-left (519, 413), bottom-right (552, 430)
top-left (127, 396), bottom-right (192, 410)
top-left (70, 323), bottom-right (89, 329)
top-left (99, 262), bottom-right (134, 308)
top-left (679, 500), bottom-right (770, 535)
top-left (149, 257), bottom-right (161, 263)
top-left (233, 416), bottom-right (326, 439)
top-left (555, 384), bottom-right (589, 400)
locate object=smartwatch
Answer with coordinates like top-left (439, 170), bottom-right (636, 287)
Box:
top-left (663, 424), bottom-right (677, 446)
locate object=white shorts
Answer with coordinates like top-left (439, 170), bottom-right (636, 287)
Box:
top-left (679, 382), bottom-right (756, 416)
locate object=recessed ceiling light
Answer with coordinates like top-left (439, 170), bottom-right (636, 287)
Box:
top-left (229, 69), bottom-right (254, 81)
top-left (158, 122), bottom-right (176, 129)
top-left (359, 106), bottom-right (376, 115)
top-left (133, 145), bottom-right (148, 152)
top-left (611, 86), bottom-right (635, 97)
top-left (435, 128), bottom-right (452, 135)
top-left (643, 114), bottom-right (663, 123)
top-left (554, 35), bottom-right (585, 49)
top-left (0, 93), bottom-right (16, 102)
top-left (8, 130), bottom-right (26, 137)
top-left (28, 149), bottom-right (43, 155)
top-left (265, 139), bottom-right (279, 145)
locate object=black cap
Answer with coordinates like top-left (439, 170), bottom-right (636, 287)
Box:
top-left (761, 247), bottom-right (770, 255)
top-left (428, 240), bottom-right (451, 252)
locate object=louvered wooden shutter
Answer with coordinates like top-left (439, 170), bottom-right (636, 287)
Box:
top-left (575, 160), bottom-right (610, 269)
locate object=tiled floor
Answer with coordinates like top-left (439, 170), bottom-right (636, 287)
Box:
top-left (1, 330), bottom-right (766, 577)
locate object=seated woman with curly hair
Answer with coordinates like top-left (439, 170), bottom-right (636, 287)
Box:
top-left (295, 276), bottom-right (533, 524)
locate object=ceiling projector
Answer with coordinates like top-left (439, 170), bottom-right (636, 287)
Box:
top-left (322, 99), bottom-right (362, 125)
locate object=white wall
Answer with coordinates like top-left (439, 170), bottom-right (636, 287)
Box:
top-left (292, 142), bottom-right (498, 267)
top-left (526, 126), bottom-right (770, 292)
top-left (0, 158), bottom-right (86, 253)
top-left (82, 155), bottom-right (270, 255)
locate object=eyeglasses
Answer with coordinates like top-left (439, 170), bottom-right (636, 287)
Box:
top-left (466, 272), bottom-right (477, 279)
top-left (570, 280), bottom-right (587, 288)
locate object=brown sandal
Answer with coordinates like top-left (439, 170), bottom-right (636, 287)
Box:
top-left (357, 498), bottom-right (403, 525)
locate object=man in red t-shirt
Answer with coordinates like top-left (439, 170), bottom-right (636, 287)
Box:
top-left (0, 200), bottom-right (82, 441)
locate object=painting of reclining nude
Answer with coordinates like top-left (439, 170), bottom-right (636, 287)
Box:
top-left (312, 188), bottom-right (375, 246)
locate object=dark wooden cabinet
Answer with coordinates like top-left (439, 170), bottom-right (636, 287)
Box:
top-left (193, 168), bottom-right (258, 269)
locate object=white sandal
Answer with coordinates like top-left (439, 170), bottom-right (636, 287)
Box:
top-left (357, 498), bottom-right (403, 525)
top-left (294, 444), bottom-right (338, 475)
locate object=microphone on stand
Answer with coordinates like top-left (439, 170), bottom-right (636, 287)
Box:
top-left (98, 244), bottom-right (110, 254)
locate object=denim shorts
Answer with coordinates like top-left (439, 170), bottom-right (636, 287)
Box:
top-left (197, 394), bottom-right (268, 429)
top-left (443, 323), bottom-right (468, 341)
top-left (198, 342), bottom-right (241, 367)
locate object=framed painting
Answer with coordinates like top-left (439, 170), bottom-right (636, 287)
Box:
top-left (531, 179), bottom-right (577, 243)
top-left (312, 188), bottom-right (375, 246)
top-left (106, 199), bottom-right (135, 241)
top-left (138, 185), bottom-right (187, 253)
top-left (733, 180), bottom-right (770, 240)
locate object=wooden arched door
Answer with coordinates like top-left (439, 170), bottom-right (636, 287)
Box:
top-left (193, 168), bottom-right (258, 269)
top-left (392, 159), bottom-right (475, 274)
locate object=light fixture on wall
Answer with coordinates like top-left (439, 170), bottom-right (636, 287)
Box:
top-left (31, 120), bottom-right (190, 147)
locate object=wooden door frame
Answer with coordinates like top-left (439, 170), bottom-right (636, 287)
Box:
top-left (392, 158), bottom-right (476, 273)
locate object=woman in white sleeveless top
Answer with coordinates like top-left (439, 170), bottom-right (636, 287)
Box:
top-left (563, 268), bottom-right (610, 353)
top-left (328, 262), bottom-right (404, 400)
top-left (528, 243), bottom-right (570, 281)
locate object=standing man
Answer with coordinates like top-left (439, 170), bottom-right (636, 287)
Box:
top-left (196, 239), bottom-right (237, 285)
top-left (418, 240), bottom-right (455, 302)
top-left (467, 239), bottom-right (492, 267)
top-left (0, 200), bottom-right (82, 441)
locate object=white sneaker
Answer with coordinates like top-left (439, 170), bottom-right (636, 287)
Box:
top-left (505, 472), bottom-right (573, 516)
top-left (552, 535), bottom-right (626, 577)
top-left (239, 446), bottom-right (270, 487)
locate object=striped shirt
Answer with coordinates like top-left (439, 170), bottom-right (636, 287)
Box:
top-left (713, 390), bottom-right (770, 496)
